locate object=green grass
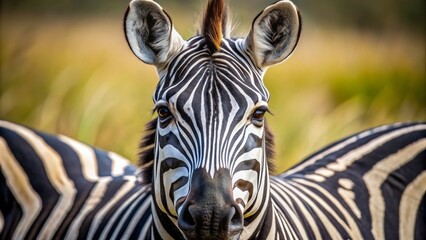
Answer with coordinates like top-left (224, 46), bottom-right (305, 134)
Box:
top-left (1, 13), bottom-right (425, 172)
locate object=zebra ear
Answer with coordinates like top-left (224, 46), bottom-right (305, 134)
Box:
top-left (246, 0), bottom-right (301, 68)
top-left (124, 0), bottom-right (184, 66)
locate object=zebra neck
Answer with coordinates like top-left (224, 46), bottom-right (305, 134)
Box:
top-left (241, 198), bottom-right (276, 239)
top-left (238, 175), bottom-right (275, 239)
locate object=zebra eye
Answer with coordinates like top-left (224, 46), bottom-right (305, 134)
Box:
top-left (157, 106), bottom-right (172, 120)
top-left (251, 107), bottom-right (267, 126)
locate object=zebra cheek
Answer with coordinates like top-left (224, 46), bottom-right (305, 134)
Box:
top-left (158, 134), bottom-right (171, 148)
top-left (244, 127), bottom-right (264, 153)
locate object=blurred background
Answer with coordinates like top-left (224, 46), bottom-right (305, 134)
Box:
top-left (1, 0), bottom-right (425, 171)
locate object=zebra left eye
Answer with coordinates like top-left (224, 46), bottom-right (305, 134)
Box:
top-left (157, 106), bottom-right (172, 120)
top-left (251, 107), bottom-right (267, 126)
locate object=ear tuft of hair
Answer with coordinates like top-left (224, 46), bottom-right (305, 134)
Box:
top-left (201, 0), bottom-right (228, 52)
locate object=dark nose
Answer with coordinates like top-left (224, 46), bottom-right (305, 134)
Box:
top-left (178, 201), bottom-right (243, 239)
top-left (177, 168), bottom-right (244, 240)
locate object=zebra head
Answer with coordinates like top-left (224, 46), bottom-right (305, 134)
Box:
top-left (124, 0), bottom-right (301, 239)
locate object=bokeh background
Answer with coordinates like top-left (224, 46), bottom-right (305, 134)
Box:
top-left (1, 0), bottom-right (425, 171)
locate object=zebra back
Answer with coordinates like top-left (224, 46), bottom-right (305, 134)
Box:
top-left (269, 122), bottom-right (426, 239)
top-left (0, 120), bottom-right (153, 239)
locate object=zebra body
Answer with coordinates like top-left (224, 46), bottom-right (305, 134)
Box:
top-left (1, 0), bottom-right (425, 239)
top-left (0, 120), bottom-right (152, 239)
top-left (272, 122), bottom-right (426, 239)
top-left (2, 121), bottom-right (425, 239)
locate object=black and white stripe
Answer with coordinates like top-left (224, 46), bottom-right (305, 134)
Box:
top-left (2, 120), bottom-right (425, 239)
top-left (0, 120), bottom-right (152, 239)
top-left (269, 122), bottom-right (426, 239)
top-left (146, 36), bottom-right (273, 239)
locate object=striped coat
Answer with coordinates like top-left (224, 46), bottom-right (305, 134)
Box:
top-left (1, 121), bottom-right (425, 239)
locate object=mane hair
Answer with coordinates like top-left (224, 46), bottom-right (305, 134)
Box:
top-left (137, 119), bottom-right (276, 184)
top-left (137, 119), bottom-right (157, 184)
top-left (201, 0), bottom-right (229, 52)
top-left (265, 121), bottom-right (276, 174)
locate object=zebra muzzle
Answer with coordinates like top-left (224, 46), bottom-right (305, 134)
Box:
top-left (178, 168), bottom-right (243, 240)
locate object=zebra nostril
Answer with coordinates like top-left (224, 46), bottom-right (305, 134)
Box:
top-left (228, 205), bottom-right (243, 234)
top-left (178, 202), bottom-right (244, 238)
top-left (178, 204), bottom-right (196, 231)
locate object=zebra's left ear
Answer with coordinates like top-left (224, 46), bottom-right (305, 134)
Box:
top-left (246, 0), bottom-right (301, 69)
top-left (124, 0), bottom-right (184, 67)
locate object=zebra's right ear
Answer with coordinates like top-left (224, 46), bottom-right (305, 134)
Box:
top-left (124, 0), bottom-right (184, 67)
top-left (245, 0), bottom-right (301, 69)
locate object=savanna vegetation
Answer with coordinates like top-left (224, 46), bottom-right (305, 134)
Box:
top-left (1, 0), bottom-right (425, 171)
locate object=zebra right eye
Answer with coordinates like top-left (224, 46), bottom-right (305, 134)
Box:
top-left (157, 106), bottom-right (172, 120)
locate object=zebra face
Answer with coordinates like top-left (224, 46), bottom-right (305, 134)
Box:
top-left (124, 0), bottom-right (301, 239)
top-left (151, 37), bottom-right (270, 238)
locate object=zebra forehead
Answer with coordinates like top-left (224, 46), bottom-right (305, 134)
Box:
top-left (154, 38), bottom-right (269, 103)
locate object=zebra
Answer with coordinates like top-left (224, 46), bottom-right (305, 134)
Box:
top-left (0, 120), bottom-right (149, 239)
top-left (1, 0), bottom-right (425, 239)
